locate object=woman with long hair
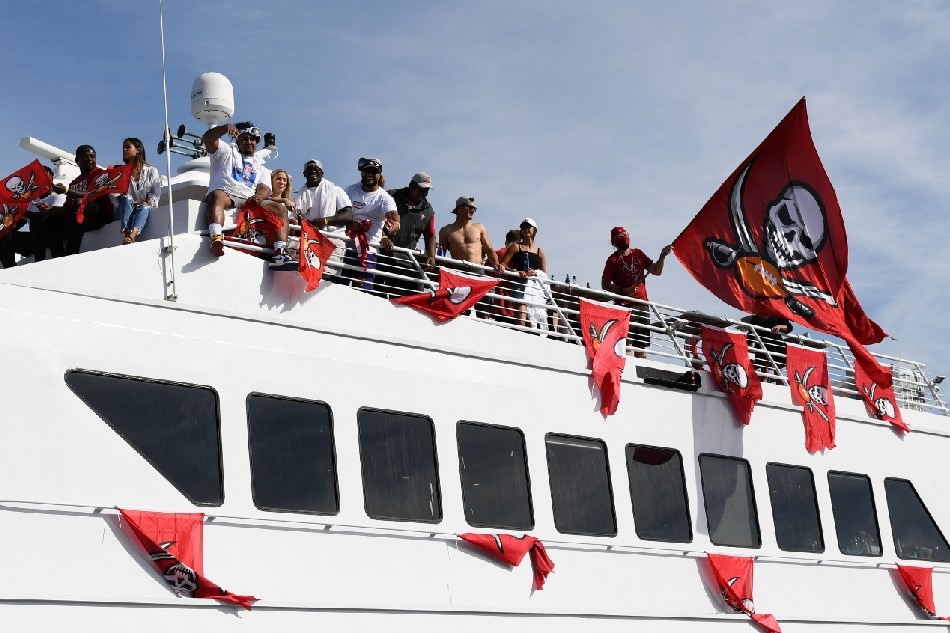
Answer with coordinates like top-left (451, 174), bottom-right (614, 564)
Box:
top-left (500, 217), bottom-right (548, 329)
top-left (115, 137), bottom-right (161, 244)
top-left (264, 169), bottom-right (296, 216)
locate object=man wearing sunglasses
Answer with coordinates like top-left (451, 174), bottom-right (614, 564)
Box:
top-left (340, 157), bottom-right (399, 289)
top-left (438, 196), bottom-right (501, 273)
top-left (202, 122), bottom-right (274, 258)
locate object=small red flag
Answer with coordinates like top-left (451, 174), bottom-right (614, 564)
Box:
top-left (459, 533), bottom-right (555, 590)
top-left (854, 362), bottom-right (908, 433)
top-left (786, 344), bottom-right (836, 452)
top-left (0, 159), bottom-right (53, 205)
top-left (227, 199), bottom-right (284, 251)
top-left (673, 98), bottom-right (891, 388)
top-left (118, 508), bottom-right (258, 610)
top-left (578, 299), bottom-right (630, 416)
top-left (391, 268), bottom-right (498, 322)
top-left (700, 326), bottom-right (762, 425)
top-left (298, 218), bottom-right (337, 291)
top-left (707, 554), bottom-right (782, 633)
top-left (74, 163), bottom-right (133, 224)
top-left (0, 202), bottom-right (27, 240)
top-left (896, 565), bottom-right (950, 620)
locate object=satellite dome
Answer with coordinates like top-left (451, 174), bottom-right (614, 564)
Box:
top-left (190, 73), bottom-right (234, 127)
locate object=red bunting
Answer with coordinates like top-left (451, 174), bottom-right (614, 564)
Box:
top-left (786, 344), bottom-right (836, 452)
top-left (700, 326), bottom-right (762, 425)
top-left (118, 509), bottom-right (257, 610)
top-left (346, 219), bottom-right (373, 268)
top-left (854, 362), bottom-right (908, 433)
top-left (73, 163), bottom-right (133, 224)
top-left (706, 554), bottom-right (782, 633)
top-left (578, 299), bottom-right (631, 416)
top-left (0, 160), bottom-right (53, 239)
top-left (298, 218), bottom-right (337, 291)
top-left (391, 268), bottom-right (498, 322)
top-left (227, 199), bottom-right (284, 252)
top-left (896, 565), bottom-right (950, 620)
top-left (673, 98), bottom-right (890, 388)
top-left (459, 533), bottom-right (555, 590)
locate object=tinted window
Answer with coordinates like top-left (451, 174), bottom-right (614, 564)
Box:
top-left (699, 454), bottom-right (760, 548)
top-left (357, 408), bottom-right (442, 523)
top-left (65, 369), bottom-right (223, 505)
top-left (247, 394), bottom-right (339, 515)
top-left (766, 463), bottom-right (824, 553)
top-left (828, 471), bottom-right (882, 556)
top-left (546, 434), bottom-right (616, 536)
top-left (626, 445), bottom-right (692, 542)
top-left (457, 422), bottom-right (533, 530)
top-left (885, 478), bottom-right (950, 562)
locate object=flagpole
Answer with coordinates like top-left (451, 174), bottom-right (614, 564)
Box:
top-left (158, 0), bottom-right (178, 301)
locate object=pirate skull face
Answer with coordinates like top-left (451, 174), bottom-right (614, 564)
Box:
top-left (163, 562), bottom-right (198, 595)
top-left (5, 176), bottom-right (25, 196)
top-left (94, 173), bottom-right (110, 188)
top-left (763, 184), bottom-right (826, 269)
top-left (721, 362), bottom-right (749, 390)
top-left (875, 397), bottom-right (895, 419)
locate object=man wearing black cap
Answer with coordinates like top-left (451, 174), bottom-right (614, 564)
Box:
top-left (341, 157), bottom-right (399, 289)
top-left (202, 122), bottom-right (272, 257)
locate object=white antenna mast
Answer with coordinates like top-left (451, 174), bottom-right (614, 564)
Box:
top-left (158, 0), bottom-right (178, 301)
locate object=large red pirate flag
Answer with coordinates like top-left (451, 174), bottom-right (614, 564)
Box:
top-left (391, 268), bottom-right (498, 322)
top-left (579, 299), bottom-right (631, 416)
top-left (896, 565), bottom-right (950, 620)
top-left (701, 325), bottom-right (762, 425)
top-left (854, 362), bottom-right (908, 433)
top-left (673, 98), bottom-right (890, 387)
top-left (459, 533), bottom-right (555, 590)
top-left (706, 554), bottom-right (782, 633)
top-left (118, 509), bottom-right (257, 610)
top-left (786, 344), bottom-right (836, 452)
top-left (298, 218), bottom-right (337, 291)
top-left (226, 199), bottom-right (284, 252)
top-left (0, 160), bottom-right (54, 238)
top-left (73, 163), bottom-right (133, 224)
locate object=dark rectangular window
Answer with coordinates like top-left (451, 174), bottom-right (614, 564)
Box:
top-left (766, 463), bottom-right (823, 553)
top-left (247, 394), bottom-right (339, 515)
top-left (457, 422), bottom-right (533, 530)
top-left (828, 471), bottom-right (882, 556)
top-left (545, 434), bottom-right (616, 537)
top-left (357, 409), bottom-right (442, 523)
top-left (699, 454), bottom-right (761, 548)
top-left (884, 478), bottom-right (950, 562)
top-left (65, 369), bottom-right (223, 506)
top-left (626, 445), bottom-right (692, 542)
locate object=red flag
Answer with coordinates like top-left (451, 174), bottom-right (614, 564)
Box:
top-left (786, 344), bottom-right (836, 452)
top-left (0, 159), bottom-right (53, 205)
top-left (700, 326), bottom-right (762, 425)
top-left (854, 362), bottom-right (908, 433)
top-left (74, 163), bottom-right (133, 224)
top-left (578, 299), bottom-right (630, 416)
top-left (227, 199), bottom-right (284, 251)
top-left (673, 98), bottom-right (890, 387)
top-left (298, 218), bottom-right (337, 291)
top-left (459, 533), bottom-right (555, 590)
top-left (0, 202), bottom-right (27, 240)
top-left (896, 565), bottom-right (949, 620)
top-left (391, 268), bottom-right (498, 322)
top-left (346, 219), bottom-right (373, 268)
top-left (707, 554), bottom-right (782, 633)
top-left (118, 509), bottom-right (257, 610)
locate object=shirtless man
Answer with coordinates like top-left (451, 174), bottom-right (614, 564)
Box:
top-left (438, 196), bottom-right (501, 272)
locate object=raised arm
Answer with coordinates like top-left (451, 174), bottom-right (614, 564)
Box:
top-left (202, 123), bottom-right (238, 155)
top-left (648, 244), bottom-right (673, 276)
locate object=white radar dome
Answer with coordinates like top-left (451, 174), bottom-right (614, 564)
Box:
top-left (190, 72), bottom-right (234, 127)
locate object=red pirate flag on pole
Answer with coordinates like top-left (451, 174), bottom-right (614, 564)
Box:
top-left (706, 554), bottom-right (782, 633)
top-left (786, 343), bottom-right (836, 452)
top-left (459, 533), bottom-right (555, 590)
top-left (74, 163), bottom-right (133, 224)
top-left (0, 159), bottom-right (53, 239)
top-left (391, 268), bottom-right (498, 322)
top-left (896, 565), bottom-right (950, 620)
top-left (854, 362), bottom-right (909, 433)
top-left (579, 299), bottom-right (631, 416)
top-left (118, 509), bottom-right (258, 610)
top-left (298, 218), bottom-right (337, 291)
top-left (226, 199), bottom-right (285, 254)
top-left (672, 98), bottom-right (891, 387)
top-left (700, 325), bottom-right (762, 425)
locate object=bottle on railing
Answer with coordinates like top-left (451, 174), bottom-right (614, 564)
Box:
top-left (565, 273), bottom-right (570, 285)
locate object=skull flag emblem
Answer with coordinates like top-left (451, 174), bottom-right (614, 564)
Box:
top-left (786, 343), bottom-right (836, 452)
top-left (673, 98), bottom-right (891, 388)
top-left (391, 268), bottom-right (498, 322)
top-left (706, 554), bottom-right (782, 633)
top-left (700, 325), bottom-right (762, 425)
top-left (72, 163), bottom-right (134, 224)
top-left (579, 299), bottom-right (631, 416)
top-left (298, 217), bottom-right (337, 291)
top-left (854, 362), bottom-right (908, 432)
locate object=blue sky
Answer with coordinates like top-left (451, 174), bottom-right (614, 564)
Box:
top-left (3, 1), bottom-right (950, 379)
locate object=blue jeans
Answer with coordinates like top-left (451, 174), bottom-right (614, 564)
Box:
top-left (114, 195), bottom-right (150, 233)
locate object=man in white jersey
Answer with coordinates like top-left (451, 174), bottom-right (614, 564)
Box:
top-left (294, 159), bottom-right (353, 282)
top-left (341, 157), bottom-right (399, 290)
top-left (202, 122), bottom-right (274, 258)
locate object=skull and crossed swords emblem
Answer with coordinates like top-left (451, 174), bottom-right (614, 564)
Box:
top-left (707, 341), bottom-right (749, 394)
top-left (793, 365), bottom-right (831, 422)
top-left (704, 160), bottom-right (838, 318)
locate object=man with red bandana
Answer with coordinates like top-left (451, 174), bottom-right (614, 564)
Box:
top-left (601, 226), bottom-right (671, 358)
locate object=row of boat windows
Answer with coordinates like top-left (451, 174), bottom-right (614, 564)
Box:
top-left (65, 370), bottom-right (949, 562)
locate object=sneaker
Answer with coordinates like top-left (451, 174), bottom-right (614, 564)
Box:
top-left (210, 234), bottom-right (225, 257)
top-left (269, 250), bottom-right (296, 271)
